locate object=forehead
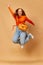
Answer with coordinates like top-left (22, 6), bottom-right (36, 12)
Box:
top-left (18, 9), bottom-right (22, 11)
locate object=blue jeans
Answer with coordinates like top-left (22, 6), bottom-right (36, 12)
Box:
top-left (12, 26), bottom-right (31, 45)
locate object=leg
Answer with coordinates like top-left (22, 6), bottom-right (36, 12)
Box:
top-left (25, 33), bottom-right (34, 43)
top-left (12, 27), bottom-right (20, 43)
top-left (20, 31), bottom-right (26, 45)
top-left (25, 33), bottom-right (30, 43)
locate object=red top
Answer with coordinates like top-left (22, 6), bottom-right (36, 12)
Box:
top-left (8, 7), bottom-right (35, 26)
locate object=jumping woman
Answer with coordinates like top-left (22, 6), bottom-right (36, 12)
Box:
top-left (8, 4), bottom-right (35, 48)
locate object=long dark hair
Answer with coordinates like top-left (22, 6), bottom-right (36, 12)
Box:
top-left (14, 8), bottom-right (26, 16)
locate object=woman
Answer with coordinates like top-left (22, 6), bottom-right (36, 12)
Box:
top-left (8, 5), bottom-right (35, 48)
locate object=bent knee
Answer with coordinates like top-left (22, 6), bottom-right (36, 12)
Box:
top-left (12, 39), bottom-right (17, 43)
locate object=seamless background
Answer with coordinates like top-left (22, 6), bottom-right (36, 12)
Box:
top-left (0, 0), bottom-right (43, 64)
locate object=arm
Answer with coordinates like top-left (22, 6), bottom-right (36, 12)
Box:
top-left (8, 5), bottom-right (16, 19)
top-left (26, 17), bottom-right (35, 26)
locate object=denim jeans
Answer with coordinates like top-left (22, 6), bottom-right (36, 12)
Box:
top-left (12, 26), bottom-right (31, 45)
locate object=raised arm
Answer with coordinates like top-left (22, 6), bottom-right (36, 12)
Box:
top-left (26, 17), bottom-right (35, 26)
top-left (8, 5), bottom-right (16, 19)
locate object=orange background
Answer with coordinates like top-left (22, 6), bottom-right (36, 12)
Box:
top-left (0, 0), bottom-right (43, 65)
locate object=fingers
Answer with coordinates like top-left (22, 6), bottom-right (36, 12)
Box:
top-left (8, 1), bottom-right (12, 7)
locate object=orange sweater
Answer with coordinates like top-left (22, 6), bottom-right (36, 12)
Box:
top-left (8, 7), bottom-right (35, 26)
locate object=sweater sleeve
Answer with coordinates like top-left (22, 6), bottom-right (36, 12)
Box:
top-left (8, 6), bottom-right (16, 19)
top-left (26, 17), bottom-right (35, 25)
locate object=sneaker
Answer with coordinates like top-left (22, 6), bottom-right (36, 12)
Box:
top-left (21, 45), bottom-right (24, 48)
top-left (29, 33), bottom-right (34, 39)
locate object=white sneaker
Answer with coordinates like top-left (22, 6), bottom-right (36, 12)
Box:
top-left (21, 45), bottom-right (24, 48)
top-left (29, 33), bottom-right (34, 39)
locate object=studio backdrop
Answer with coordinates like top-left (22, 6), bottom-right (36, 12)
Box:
top-left (0, 0), bottom-right (43, 63)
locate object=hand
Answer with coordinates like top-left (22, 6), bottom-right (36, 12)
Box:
top-left (12, 25), bottom-right (16, 31)
top-left (8, 2), bottom-right (11, 7)
top-left (8, 4), bottom-right (10, 7)
top-left (33, 23), bottom-right (35, 26)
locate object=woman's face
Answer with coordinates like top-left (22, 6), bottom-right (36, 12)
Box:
top-left (18, 9), bottom-right (22, 16)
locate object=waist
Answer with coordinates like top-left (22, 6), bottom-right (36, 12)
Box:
top-left (16, 22), bottom-right (25, 26)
